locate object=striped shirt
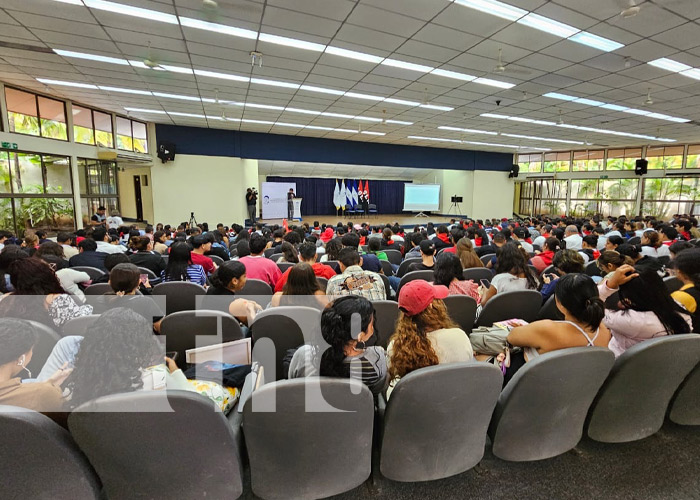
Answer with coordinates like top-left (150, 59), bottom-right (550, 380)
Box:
top-left (160, 265), bottom-right (207, 286)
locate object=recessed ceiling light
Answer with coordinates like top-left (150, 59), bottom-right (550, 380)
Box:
top-left (383, 97), bottom-right (421, 106)
top-left (574, 97), bottom-right (605, 106)
top-left (501, 133), bottom-right (583, 144)
top-left (567, 32), bottom-right (623, 52)
top-left (453, 0), bottom-right (527, 21)
top-left (600, 103), bottom-right (629, 112)
top-left (258, 33), bottom-right (325, 52)
top-left (99, 86), bottom-right (152, 95)
top-left (419, 104), bottom-right (454, 111)
top-left (299, 85), bottom-right (345, 96)
top-left (544, 92), bottom-right (689, 123)
top-left (194, 69), bottom-right (249, 82)
top-left (168, 111), bottom-right (207, 118)
top-left (124, 107), bottom-right (167, 114)
top-left (158, 65), bottom-right (194, 75)
top-left (647, 58), bottom-right (692, 73)
top-left (153, 92), bottom-right (201, 101)
top-left (178, 16), bottom-right (257, 39)
top-left (83, 0), bottom-right (178, 24)
top-left (386, 120), bottom-right (413, 125)
top-left (438, 125), bottom-right (498, 136)
top-left (430, 69), bottom-right (476, 81)
top-left (52, 0), bottom-right (84, 5)
top-left (517, 13), bottom-right (579, 38)
top-left (250, 78), bottom-right (300, 89)
top-left (284, 107), bottom-right (321, 115)
top-left (542, 92), bottom-right (576, 101)
top-left (54, 49), bottom-right (129, 65)
top-left (324, 46), bottom-right (383, 64)
top-left (345, 92), bottom-right (384, 101)
top-left (381, 58), bottom-right (434, 73)
top-left (473, 77), bottom-right (515, 89)
top-left (37, 78), bottom-right (98, 89)
top-left (680, 68), bottom-right (700, 81)
top-left (361, 131), bottom-right (386, 136)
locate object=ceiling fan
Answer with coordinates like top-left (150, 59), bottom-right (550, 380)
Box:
top-left (491, 48), bottom-right (532, 76)
top-left (618, 0), bottom-right (689, 19)
top-left (198, 0), bottom-right (263, 22)
top-left (142, 41), bottom-right (166, 71)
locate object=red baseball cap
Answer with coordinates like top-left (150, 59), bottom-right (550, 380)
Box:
top-left (398, 280), bottom-right (449, 316)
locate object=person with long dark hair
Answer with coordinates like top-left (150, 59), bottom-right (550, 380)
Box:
top-left (481, 242), bottom-right (538, 306)
top-left (616, 243), bottom-right (665, 276)
top-left (128, 236), bottom-right (166, 275)
top-left (287, 295), bottom-right (387, 394)
top-left (600, 265), bottom-right (692, 356)
top-left (270, 263), bottom-right (328, 309)
top-left (433, 253), bottom-right (480, 302)
top-left (278, 241), bottom-right (299, 264)
top-left (0, 245), bottom-right (28, 293)
top-left (160, 242), bottom-right (206, 286)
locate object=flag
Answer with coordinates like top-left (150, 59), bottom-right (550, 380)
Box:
top-left (358, 180), bottom-right (364, 201)
top-left (351, 180), bottom-right (358, 208)
top-left (333, 179), bottom-right (340, 209)
top-left (340, 179), bottom-right (347, 209)
top-left (365, 180), bottom-right (370, 203)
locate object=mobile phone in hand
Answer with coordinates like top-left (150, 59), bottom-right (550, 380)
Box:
top-left (139, 274), bottom-right (149, 285)
top-left (165, 351), bottom-right (178, 361)
top-left (480, 279), bottom-right (491, 288)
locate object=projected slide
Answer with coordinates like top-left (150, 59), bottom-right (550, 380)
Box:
top-left (403, 184), bottom-right (441, 211)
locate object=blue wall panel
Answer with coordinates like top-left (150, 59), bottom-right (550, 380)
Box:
top-left (155, 124), bottom-right (513, 172)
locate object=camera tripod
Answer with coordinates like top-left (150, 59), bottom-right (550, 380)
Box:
top-left (189, 211), bottom-right (198, 228)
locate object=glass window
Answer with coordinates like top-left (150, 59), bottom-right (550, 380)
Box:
top-left (647, 146), bottom-right (683, 170)
top-left (687, 145), bottom-right (700, 169)
top-left (37, 96), bottom-right (68, 140)
top-left (600, 178), bottom-right (639, 217)
top-left (17, 197), bottom-right (75, 233)
top-left (641, 177), bottom-right (700, 218)
top-left (9, 153), bottom-right (43, 194)
top-left (543, 152), bottom-right (571, 173)
top-left (517, 153), bottom-right (542, 173)
top-left (5, 88), bottom-right (39, 137)
top-left (0, 152), bottom-right (11, 194)
top-left (43, 156), bottom-right (72, 194)
top-left (73, 105), bottom-right (95, 145)
top-left (116, 116), bottom-right (133, 151)
top-left (94, 111), bottom-right (114, 148)
top-left (0, 199), bottom-right (15, 234)
top-left (573, 150), bottom-right (604, 171)
top-left (132, 121), bottom-right (148, 153)
top-left (606, 148), bottom-right (641, 171)
top-left (78, 159), bottom-right (118, 195)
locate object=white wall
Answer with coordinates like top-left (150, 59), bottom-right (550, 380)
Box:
top-left (117, 166), bottom-right (154, 223)
top-left (150, 154), bottom-right (258, 226)
top-left (471, 170), bottom-right (514, 220)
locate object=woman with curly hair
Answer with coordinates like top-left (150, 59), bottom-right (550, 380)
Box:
top-left (387, 280), bottom-right (473, 396)
top-left (287, 295), bottom-right (387, 394)
top-left (481, 242), bottom-right (538, 306)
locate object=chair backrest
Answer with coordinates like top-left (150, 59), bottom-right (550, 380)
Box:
top-left (396, 258), bottom-right (421, 278)
top-left (627, 236), bottom-right (641, 245)
top-left (238, 278), bottom-right (273, 308)
top-left (1, 405), bottom-right (100, 499)
top-left (22, 320), bottom-right (61, 375)
top-left (479, 253), bottom-right (495, 266)
top-left (250, 306), bottom-right (320, 380)
top-left (160, 310), bottom-right (244, 369)
top-left (587, 334), bottom-right (700, 443)
top-left (369, 203), bottom-right (377, 211)
top-left (61, 314), bottom-right (101, 337)
top-left (68, 391), bottom-right (243, 499)
top-left (383, 249), bottom-right (402, 265)
top-left (537, 294), bottom-right (564, 321)
top-left (669, 361), bottom-right (700, 425)
top-left (83, 283), bottom-right (112, 295)
top-left (137, 267), bottom-right (157, 280)
top-left (269, 253), bottom-right (283, 262)
top-left (71, 266), bottom-right (106, 281)
top-left (371, 300), bottom-right (399, 348)
top-left (161, 254), bottom-right (169, 266)
top-left (209, 254), bottom-right (225, 267)
top-left (243, 378), bottom-right (374, 500)
top-left (323, 260), bottom-right (340, 273)
top-left (489, 347), bottom-right (614, 461)
top-left (462, 267), bottom-right (493, 283)
top-left (380, 363), bottom-right (502, 481)
top-left (397, 270), bottom-right (434, 295)
top-left (152, 281), bottom-right (207, 315)
top-left (475, 290), bottom-right (543, 327)
top-left (658, 255), bottom-right (671, 266)
top-left (277, 262), bottom-right (295, 273)
top-left (584, 260), bottom-right (601, 277)
top-left (316, 277), bottom-right (328, 292)
top-left (539, 265), bottom-right (555, 278)
top-left (378, 259), bottom-right (394, 277)
top-left (264, 247), bottom-right (276, 258)
top-left (443, 295), bottom-right (478, 334)
top-left (664, 276), bottom-right (683, 293)
top-left (379, 274), bottom-right (391, 300)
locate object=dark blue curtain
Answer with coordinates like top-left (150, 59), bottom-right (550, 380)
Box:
top-left (266, 177), bottom-right (408, 215)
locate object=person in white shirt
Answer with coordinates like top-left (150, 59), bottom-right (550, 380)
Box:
top-left (57, 232), bottom-right (79, 259)
top-left (0, 230), bottom-right (11, 252)
top-left (92, 227), bottom-right (126, 254)
top-left (563, 225), bottom-right (583, 250)
top-left (106, 210), bottom-right (124, 229)
top-left (512, 227), bottom-right (533, 253)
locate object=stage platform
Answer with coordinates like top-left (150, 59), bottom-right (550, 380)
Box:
top-left (259, 214), bottom-right (462, 227)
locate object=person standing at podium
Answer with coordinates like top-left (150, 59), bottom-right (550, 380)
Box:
top-left (287, 188), bottom-right (295, 220)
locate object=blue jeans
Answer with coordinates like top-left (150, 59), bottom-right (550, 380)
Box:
top-left (36, 336), bottom-right (82, 381)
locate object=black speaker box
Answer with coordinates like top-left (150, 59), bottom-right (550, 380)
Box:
top-left (508, 164), bottom-right (520, 178)
top-left (157, 141), bottom-right (176, 163)
top-left (635, 159), bottom-right (648, 176)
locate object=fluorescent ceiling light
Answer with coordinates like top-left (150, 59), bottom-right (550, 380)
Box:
top-left (52, 0), bottom-right (84, 5)
top-left (420, 104), bottom-right (454, 111)
top-left (680, 68), bottom-right (700, 81)
top-left (623, 108), bottom-right (650, 116)
top-left (381, 58), bottom-right (434, 73)
top-left (159, 65), bottom-right (194, 75)
top-left (453, 0), bottom-right (526, 21)
top-left (83, 0), bottom-right (178, 24)
top-left (128, 60), bottom-right (164, 70)
top-left (501, 133), bottom-right (583, 144)
top-left (320, 112), bottom-right (355, 119)
top-left (386, 120), bottom-right (413, 125)
top-left (250, 78), bottom-right (300, 89)
top-left (99, 85), bottom-right (151, 95)
top-left (299, 85), bottom-right (345, 96)
top-left (168, 112), bottom-right (206, 118)
top-left (568, 32), bottom-right (623, 52)
top-left (383, 97), bottom-right (421, 106)
top-left (194, 69), bottom-right (249, 82)
top-left (574, 98), bottom-right (604, 106)
top-left (517, 13), bottom-right (579, 38)
top-left (464, 140), bottom-right (524, 149)
top-left (37, 78), bottom-right (98, 89)
top-left (258, 33), bottom-right (325, 52)
top-left (271, 122), bottom-right (305, 128)
top-left (345, 92), bottom-right (384, 101)
top-left (647, 58), bottom-right (692, 73)
top-left (333, 129), bottom-right (357, 134)
top-left (241, 119), bottom-right (275, 125)
top-left (305, 126), bottom-right (334, 131)
top-left (178, 17), bottom-right (257, 39)
top-left (355, 117), bottom-right (382, 122)
top-left (600, 103), bottom-right (629, 112)
top-left (438, 126), bottom-right (497, 136)
top-left (543, 92), bottom-right (576, 101)
top-left (324, 46), bottom-right (383, 64)
top-left (409, 135), bottom-right (461, 143)
top-left (284, 107), bottom-right (320, 115)
top-left (54, 49), bottom-right (129, 65)
top-left (430, 68), bottom-right (476, 81)
top-left (153, 92), bottom-right (201, 101)
top-left (124, 107), bottom-right (166, 114)
top-left (361, 131), bottom-right (385, 136)
top-left (243, 103), bottom-right (285, 111)
top-left (473, 77), bottom-right (515, 89)
top-left (509, 116), bottom-right (535, 123)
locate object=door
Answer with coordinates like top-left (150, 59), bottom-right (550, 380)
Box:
top-left (133, 175), bottom-right (143, 221)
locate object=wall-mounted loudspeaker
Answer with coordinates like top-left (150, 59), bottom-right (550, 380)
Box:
top-left (157, 141), bottom-right (176, 164)
top-left (635, 159), bottom-right (648, 176)
top-left (508, 164), bottom-right (519, 178)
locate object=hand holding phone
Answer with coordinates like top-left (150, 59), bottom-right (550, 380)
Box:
top-left (479, 279), bottom-right (491, 289)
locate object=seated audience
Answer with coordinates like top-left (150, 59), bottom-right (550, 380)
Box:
top-left (69, 238), bottom-right (108, 271)
top-left (128, 236), bottom-right (166, 276)
top-left (539, 249), bottom-right (585, 302)
top-left (160, 242), bottom-right (207, 287)
top-left (57, 232), bottom-right (79, 259)
top-left (238, 234), bottom-right (282, 288)
top-left (92, 227), bottom-right (126, 254)
top-left (319, 238), bottom-right (342, 263)
top-left (640, 230), bottom-right (669, 258)
top-left (205, 231), bottom-right (230, 261)
top-left (288, 295), bottom-right (387, 394)
top-left (671, 248), bottom-right (700, 327)
top-left (0, 246), bottom-right (28, 293)
top-left (475, 232), bottom-right (506, 257)
top-left (235, 240), bottom-right (251, 259)
top-left (379, 228), bottom-right (402, 253)
top-left (605, 235), bottom-right (625, 252)
top-left (152, 230), bottom-right (169, 254)
top-left (563, 225), bottom-right (583, 250)
top-left (366, 237), bottom-right (388, 261)
top-left (35, 242), bottom-right (68, 271)
top-left (579, 235), bottom-right (600, 264)
top-left (599, 265), bottom-right (691, 356)
top-left (387, 280), bottom-right (473, 395)
top-left (270, 263), bottom-right (328, 310)
top-left (512, 227), bottom-right (533, 253)
top-left (669, 240), bottom-right (694, 260)
top-left (190, 235), bottom-right (217, 274)
top-left (456, 237), bottom-right (484, 269)
top-left (326, 248), bottom-right (386, 300)
top-left (530, 237), bottom-right (562, 274)
top-left (432, 225), bottom-right (454, 251)
top-left (481, 243), bottom-right (538, 306)
top-left (206, 261), bottom-right (261, 328)
top-left (342, 232), bottom-right (382, 273)
top-left (433, 253), bottom-right (480, 302)
top-left (616, 243), bottom-right (665, 276)
top-left (0, 318), bottom-right (68, 411)
top-left (408, 239), bottom-right (436, 272)
top-left (597, 251), bottom-right (629, 280)
top-left (274, 242), bottom-right (336, 293)
top-left (278, 241), bottom-right (299, 264)
top-left (21, 234), bottom-right (39, 256)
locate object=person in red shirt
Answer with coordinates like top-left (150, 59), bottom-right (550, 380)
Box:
top-left (239, 234), bottom-right (282, 289)
top-left (274, 242), bottom-right (336, 292)
top-left (190, 234), bottom-right (216, 275)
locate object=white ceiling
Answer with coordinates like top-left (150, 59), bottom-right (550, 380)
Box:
top-left (2, 0), bottom-right (700, 153)
top-left (258, 160), bottom-right (431, 180)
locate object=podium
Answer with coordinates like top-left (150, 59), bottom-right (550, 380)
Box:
top-left (292, 198), bottom-right (302, 220)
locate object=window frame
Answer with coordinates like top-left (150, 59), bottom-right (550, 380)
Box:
top-left (4, 86), bottom-right (69, 142)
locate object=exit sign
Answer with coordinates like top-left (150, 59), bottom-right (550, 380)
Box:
top-left (1, 142), bottom-right (18, 149)
top-left (600, 175), bottom-right (609, 179)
